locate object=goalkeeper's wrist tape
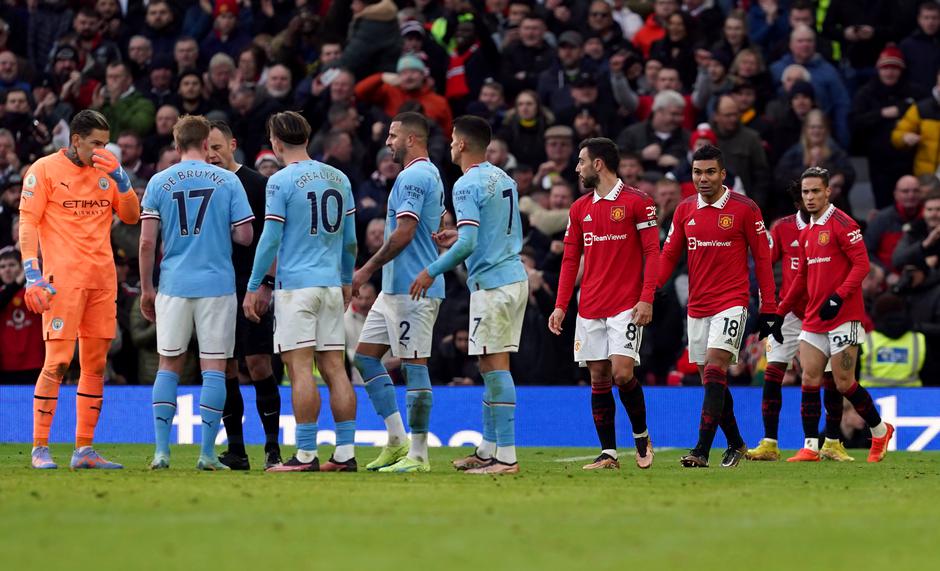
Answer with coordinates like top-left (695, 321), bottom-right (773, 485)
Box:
top-left (23, 258), bottom-right (42, 283)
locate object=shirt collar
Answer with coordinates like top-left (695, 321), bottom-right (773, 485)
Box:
top-left (404, 156), bottom-right (429, 169)
top-left (592, 179), bottom-right (624, 203)
top-left (696, 186), bottom-right (731, 209)
top-left (795, 211), bottom-right (808, 230)
top-left (811, 204), bottom-right (836, 226)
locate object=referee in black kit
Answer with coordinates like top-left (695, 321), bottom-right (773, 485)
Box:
top-left (206, 120), bottom-right (282, 470)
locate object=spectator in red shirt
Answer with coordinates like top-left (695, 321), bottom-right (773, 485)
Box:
top-left (864, 174), bottom-right (923, 275)
top-left (633, 0), bottom-right (678, 59)
top-left (0, 247), bottom-right (44, 384)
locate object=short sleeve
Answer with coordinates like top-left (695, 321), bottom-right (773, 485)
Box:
top-left (453, 178), bottom-right (480, 229)
top-left (18, 163), bottom-right (50, 219)
top-left (229, 176), bottom-right (254, 226)
top-left (140, 177), bottom-right (161, 220)
top-left (393, 169), bottom-right (425, 222)
top-left (633, 194), bottom-right (658, 231)
top-left (264, 173), bottom-right (287, 222)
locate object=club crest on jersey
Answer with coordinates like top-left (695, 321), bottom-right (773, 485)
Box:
top-left (718, 214), bottom-right (734, 230)
top-left (51, 318), bottom-right (64, 331)
top-left (818, 231), bottom-right (831, 245)
top-left (25, 174), bottom-right (37, 189)
top-left (98, 177), bottom-right (110, 190)
top-left (574, 339), bottom-right (582, 352)
top-left (610, 205), bottom-right (625, 222)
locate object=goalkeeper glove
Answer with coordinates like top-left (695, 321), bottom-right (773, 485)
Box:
top-left (92, 148), bottom-right (133, 193)
top-left (757, 313), bottom-right (784, 343)
top-left (819, 294), bottom-right (843, 321)
top-left (23, 258), bottom-right (56, 313)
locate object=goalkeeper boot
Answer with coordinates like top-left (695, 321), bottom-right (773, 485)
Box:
top-left (150, 453), bottom-right (170, 470)
top-left (746, 438), bottom-right (781, 461)
top-left (454, 452), bottom-right (495, 471)
top-left (196, 455), bottom-right (230, 471)
top-left (786, 448), bottom-right (821, 462)
top-left (819, 438), bottom-right (854, 462)
top-left (31, 446), bottom-right (57, 469)
top-left (377, 456), bottom-right (430, 473)
top-left (867, 423), bottom-right (895, 463)
top-left (366, 441), bottom-right (410, 471)
top-left (70, 448), bottom-right (123, 470)
top-left (218, 449), bottom-right (250, 470)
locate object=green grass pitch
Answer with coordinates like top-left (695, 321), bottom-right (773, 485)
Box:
top-left (2, 444), bottom-right (939, 571)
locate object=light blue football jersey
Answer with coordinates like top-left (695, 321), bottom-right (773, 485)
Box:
top-left (265, 160), bottom-right (355, 289)
top-left (383, 157), bottom-right (445, 298)
top-left (452, 161), bottom-right (527, 290)
top-left (141, 160), bottom-right (253, 298)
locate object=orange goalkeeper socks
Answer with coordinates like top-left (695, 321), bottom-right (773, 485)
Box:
top-left (75, 372), bottom-right (104, 448)
top-left (33, 369), bottom-right (62, 447)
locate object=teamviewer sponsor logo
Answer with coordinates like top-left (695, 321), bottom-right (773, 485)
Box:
top-left (583, 232), bottom-right (628, 246)
top-left (688, 238), bottom-right (732, 250)
top-left (807, 256), bottom-right (831, 265)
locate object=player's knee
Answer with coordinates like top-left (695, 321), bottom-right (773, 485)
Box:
top-left (612, 368), bottom-right (636, 388)
top-left (246, 356), bottom-right (272, 380)
top-left (42, 360), bottom-right (69, 382)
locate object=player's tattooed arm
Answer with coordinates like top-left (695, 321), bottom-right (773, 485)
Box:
top-left (361, 216), bottom-right (419, 274)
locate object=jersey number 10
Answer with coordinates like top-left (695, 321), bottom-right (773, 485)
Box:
top-left (307, 189), bottom-right (344, 235)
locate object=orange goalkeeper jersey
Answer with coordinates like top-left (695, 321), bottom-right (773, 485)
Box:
top-left (20, 150), bottom-right (140, 290)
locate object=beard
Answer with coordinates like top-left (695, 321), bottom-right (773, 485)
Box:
top-left (392, 145), bottom-right (406, 165)
top-left (581, 172), bottom-right (599, 189)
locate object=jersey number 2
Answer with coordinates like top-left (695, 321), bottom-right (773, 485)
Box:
top-left (171, 188), bottom-right (214, 236)
top-left (307, 189), bottom-right (343, 235)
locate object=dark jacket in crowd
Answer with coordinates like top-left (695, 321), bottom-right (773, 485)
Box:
top-left (338, 0), bottom-right (402, 80)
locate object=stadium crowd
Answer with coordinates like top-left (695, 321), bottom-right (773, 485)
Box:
top-left (1, 0), bottom-right (939, 388)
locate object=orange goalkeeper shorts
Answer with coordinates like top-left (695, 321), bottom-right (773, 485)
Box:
top-left (42, 287), bottom-right (117, 340)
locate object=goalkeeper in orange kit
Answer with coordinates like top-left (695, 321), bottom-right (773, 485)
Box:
top-left (20, 110), bottom-right (140, 469)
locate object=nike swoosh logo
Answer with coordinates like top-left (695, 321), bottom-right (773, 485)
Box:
top-left (157, 417), bottom-right (171, 424)
top-left (202, 420), bottom-right (213, 427)
top-left (263, 411), bottom-right (278, 417)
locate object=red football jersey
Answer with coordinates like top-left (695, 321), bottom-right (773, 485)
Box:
top-left (779, 205), bottom-right (869, 334)
top-left (659, 187), bottom-right (777, 318)
top-left (770, 212), bottom-right (808, 320)
top-left (555, 180), bottom-right (660, 319)
top-left (0, 287), bottom-right (45, 372)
